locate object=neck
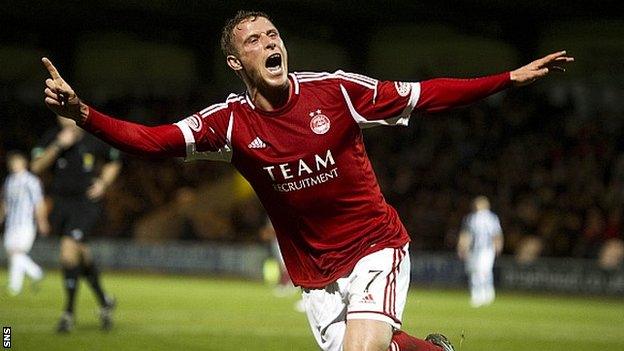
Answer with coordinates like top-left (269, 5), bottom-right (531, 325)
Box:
top-left (247, 80), bottom-right (292, 112)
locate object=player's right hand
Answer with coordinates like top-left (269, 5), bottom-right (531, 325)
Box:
top-left (42, 57), bottom-right (87, 123)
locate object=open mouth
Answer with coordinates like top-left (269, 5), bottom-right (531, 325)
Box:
top-left (265, 53), bottom-right (282, 73)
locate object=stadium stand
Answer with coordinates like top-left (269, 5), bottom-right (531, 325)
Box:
top-left (366, 24), bottom-right (518, 79)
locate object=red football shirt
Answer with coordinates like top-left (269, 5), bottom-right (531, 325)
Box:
top-left (82, 69), bottom-right (510, 287)
top-left (174, 71), bottom-right (420, 288)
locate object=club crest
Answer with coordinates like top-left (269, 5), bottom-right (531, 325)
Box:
top-left (394, 81), bottom-right (411, 97)
top-left (309, 110), bottom-right (330, 135)
top-left (185, 114), bottom-right (203, 132)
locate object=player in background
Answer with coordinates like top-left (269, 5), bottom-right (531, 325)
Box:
top-left (31, 116), bottom-right (121, 332)
top-left (40, 10), bottom-right (572, 351)
top-left (259, 218), bottom-right (305, 312)
top-left (1, 151), bottom-right (49, 296)
top-left (259, 218), bottom-right (295, 295)
top-left (457, 196), bottom-right (504, 307)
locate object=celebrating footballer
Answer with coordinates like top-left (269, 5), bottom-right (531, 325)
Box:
top-left (41, 10), bottom-right (573, 351)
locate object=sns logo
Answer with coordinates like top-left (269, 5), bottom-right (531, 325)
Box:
top-left (309, 110), bottom-right (330, 135)
top-left (3, 326), bottom-right (10, 348)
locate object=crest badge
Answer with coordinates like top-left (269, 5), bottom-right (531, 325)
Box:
top-left (309, 110), bottom-right (330, 135)
top-left (394, 81), bottom-right (411, 97)
top-left (185, 114), bottom-right (203, 132)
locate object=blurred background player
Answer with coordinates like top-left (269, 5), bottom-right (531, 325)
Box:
top-left (259, 218), bottom-right (295, 296)
top-left (259, 218), bottom-right (305, 312)
top-left (31, 116), bottom-right (121, 332)
top-left (457, 196), bottom-right (503, 307)
top-left (1, 151), bottom-right (50, 296)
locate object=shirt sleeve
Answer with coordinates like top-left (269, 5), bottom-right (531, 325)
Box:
top-left (337, 71), bottom-right (511, 129)
top-left (336, 71), bottom-right (420, 129)
top-left (173, 101), bottom-right (234, 163)
top-left (416, 72), bottom-right (511, 113)
top-left (492, 214), bottom-right (503, 236)
top-left (28, 175), bottom-right (44, 205)
top-left (82, 107), bottom-right (187, 158)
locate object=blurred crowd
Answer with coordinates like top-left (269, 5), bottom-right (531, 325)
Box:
top-left (2, 81), bottom-right (623, 266)
top-left (366, 82), bottom-right (624, 267)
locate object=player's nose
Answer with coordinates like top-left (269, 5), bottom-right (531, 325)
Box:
top-left (264, 40), bottom-right (277, 50)
top-left (260, 33), bottom-right (277, 49)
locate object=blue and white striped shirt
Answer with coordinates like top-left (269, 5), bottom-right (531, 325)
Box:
top-left (462, 209), bottom-right (502, 252)
top-left (2, 171), bottom-right (43, 230)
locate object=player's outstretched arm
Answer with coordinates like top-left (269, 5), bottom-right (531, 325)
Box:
top-left (415, 51), bottom-right (574, 113)
top-left (42, 58), bottom-right (186, 158)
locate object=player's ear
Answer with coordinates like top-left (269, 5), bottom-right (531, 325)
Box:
top-left (227, 55), bottom-right (243, 71)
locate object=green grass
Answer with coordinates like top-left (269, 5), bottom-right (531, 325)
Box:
top-left (1, 270), bottom-right (623, 350)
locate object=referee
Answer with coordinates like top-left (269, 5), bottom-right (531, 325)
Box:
top-left (31, 116), bottom-right (121, 332)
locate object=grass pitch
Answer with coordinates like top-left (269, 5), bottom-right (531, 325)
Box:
top-left (1, 270), bottom-right (623, 350)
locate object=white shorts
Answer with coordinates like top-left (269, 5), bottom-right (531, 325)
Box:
top-left (466, 249), bottom-right (495, 274)
top-left (3, 225), bottom-right (37, 253)
top-left (302, 244), bottom-right (410, 351)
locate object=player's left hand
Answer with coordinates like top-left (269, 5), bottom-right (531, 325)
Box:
top-left (87, 178), bottom-right (106, 200)
top-left (510, 51), bottom-right (574, 86)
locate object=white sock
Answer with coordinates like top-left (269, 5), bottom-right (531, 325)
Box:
top-left (470, 273), bottom-right (482, 306)
top-left (20, 253), bottom-right (43, 281)
top-left (8, 253), bottom-right (25, 293)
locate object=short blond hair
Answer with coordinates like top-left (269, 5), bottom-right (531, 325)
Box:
top-left (220, 10), bottom-right (271, 56)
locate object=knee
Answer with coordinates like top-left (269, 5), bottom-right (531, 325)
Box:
top-left (344, 329), bottom-right (391, 351)
top-left (344, 338), bottom-right (389, 351)
top-left (343, 319), bottom-right (393, 351)
top-left (7, 252), bottom-right (20, 264)
top-left (60, 248), bottom-right (80, 267)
